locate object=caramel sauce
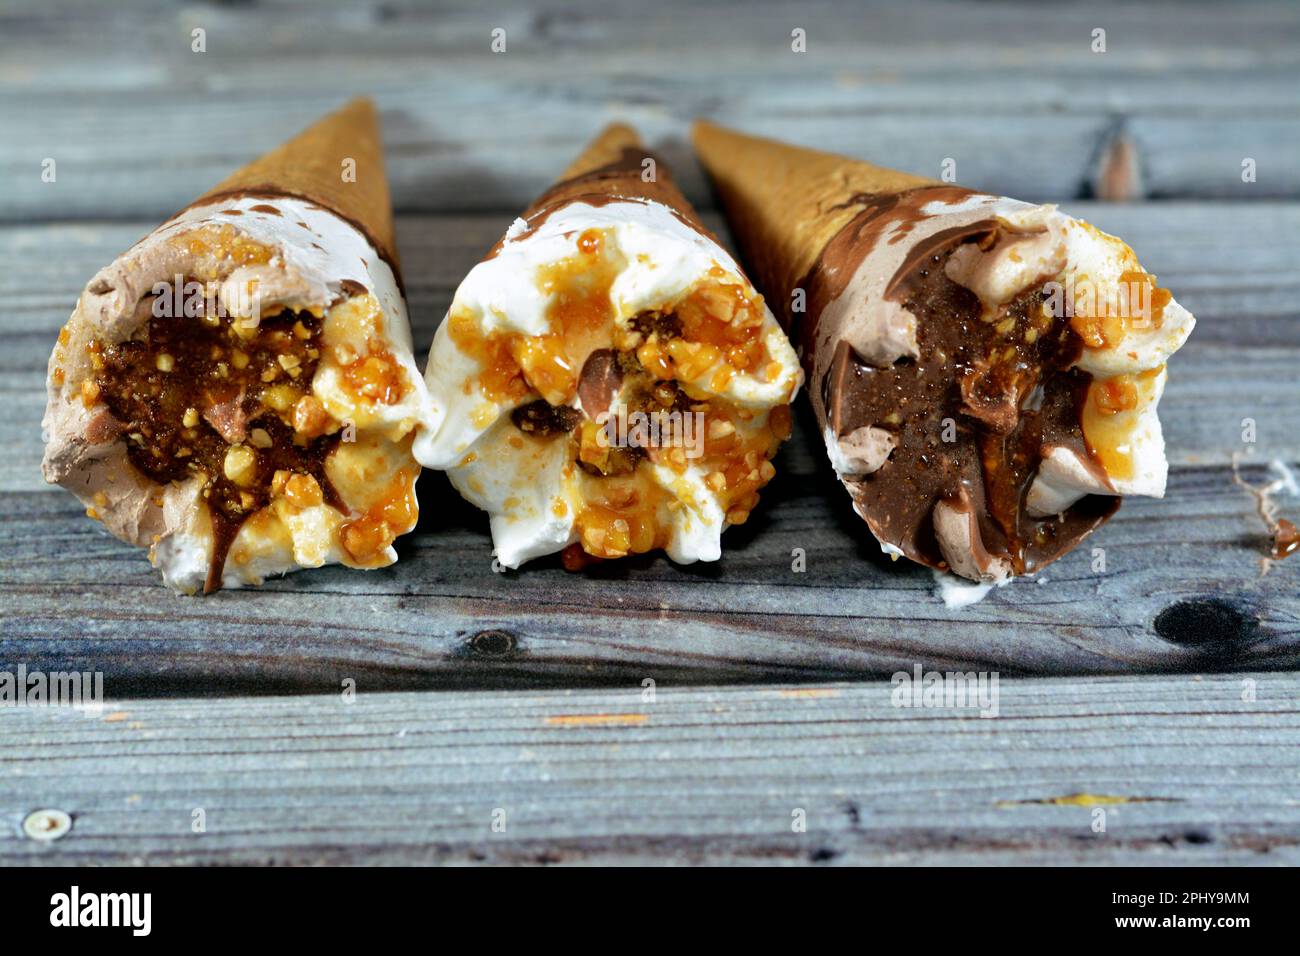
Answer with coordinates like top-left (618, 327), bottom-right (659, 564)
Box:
top-left (968, 287), bottom-right (1086, 568)
top-left (447, 310), bottom-right (531, 403)
top-left (672, 267), bottom-right (768, 373)
top-left (1070, 269), bottom-right (1171, 349)
top-left (324, 299), bottom-right (408, 408)
top-left (447, 229), bottom-right (620, 405)
top-left (1081, 366), bottom-right (1163, 482)
top-left (574, 493), bottom-right (671, 559)
top-left (338, 467), bottom-right (417, 566)
top-left (341, 350), bottom-right (405, 404)
top-left (1272, 519), bottom-right (1299, 561)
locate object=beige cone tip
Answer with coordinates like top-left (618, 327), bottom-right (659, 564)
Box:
top-left (193, 96), bottom-right (399, 271)
top-left (559, 123), bottom-right (644, 181)
top-left (518, 122), bottom-right (705, 233)
top-left (691, 119), bottom-right (937, 313)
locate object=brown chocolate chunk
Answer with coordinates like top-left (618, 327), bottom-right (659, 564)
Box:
top-left (576, 348), bottom-right (624, 420)
top-left (201, 386), bottom-right (249, 444)
top-left (959, 359), bottom-right (1023, 434)
top-left (85, 408), bottom-right (125, 445)
top-left (338, 278), bottom-right (369, 299)
top-left (511, 399), bottom-right (584, 437)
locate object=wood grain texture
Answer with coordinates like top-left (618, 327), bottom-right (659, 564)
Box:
top-left (2, 676), bottom-right (1296, 865)
top-left (1, 1), bottom-right (1297, 220)
top-left (1, 0), bottom-right (1298, 866)
top-left (4, 460), bottom-right (1297, 692)
top-left (2, 203), bottom-right (1298, 691)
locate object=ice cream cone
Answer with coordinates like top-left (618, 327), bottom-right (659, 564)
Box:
top-left (691, 120), bottom-right (936, 321)
top-left (524, 123), bottom-right (705, 232)
top-left (43, 97), bottom-right (430, 593)
top-left (189, 97), bottom-right (399, 271)
top-left (691, 121), bottom-right (1196, 584)
top-left (414, 123), bottom-right (803, 570)
top-left (558, 122), bottom-right (643, 180)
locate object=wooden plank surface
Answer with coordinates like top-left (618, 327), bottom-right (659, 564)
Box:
top-left (2, 675), bottom-right (1296, 865)
top-left (2, 0), bottom-right (1298, 220)
top-left (3, 203), bottom-right (1299, 690)
top-left (1, 0), bottom-right (1298, 868)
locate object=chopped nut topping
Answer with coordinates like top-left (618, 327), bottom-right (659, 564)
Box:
top-left (284, 473), bottom-right (323, 509)
top-left (292, 394), bottom-right (332, 438)
top-left (223, 444), bottom-right (257, 486)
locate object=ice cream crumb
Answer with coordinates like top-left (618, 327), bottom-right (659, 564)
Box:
top-left (1270, 458), bottom-right (1299, 496)
top-left (932, 568), bottom-right (1007, 609)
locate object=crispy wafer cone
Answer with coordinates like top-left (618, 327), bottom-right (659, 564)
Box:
top-left (191, 97), bottom-right (398, 270)
top-left (558, 123), bottom-right (643, 180)
top-left (692, 120), bottom-right (937, 318)
top-left (524, 123), bottom-right (705, 231)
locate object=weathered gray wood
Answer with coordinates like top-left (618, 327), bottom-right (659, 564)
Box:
top-left (2, 203), bottom-right (1298, 689)
top-left (2, 0), bottom-right (1297, 868)
top-left (0, 91), bottom-right (1108, 218)
top-left (6, 0), bottom-right (1298, 94)
top-left (2, 676), bottom-right (1296, 865)
top-left (1, 1), bottom-right (1298, 218)
top-left (4, 460), bottom-right (1297, 691)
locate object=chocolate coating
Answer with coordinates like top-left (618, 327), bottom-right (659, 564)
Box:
top-left (94, 296), bottom-right (342, 591)
top-left (805, 188), bottom-right (1117, 576)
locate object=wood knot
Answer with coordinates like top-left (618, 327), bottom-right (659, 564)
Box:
top-left (465, 629), bottom-right (518, 658)
top-left (1153, 598), bottom-right (1258, 661)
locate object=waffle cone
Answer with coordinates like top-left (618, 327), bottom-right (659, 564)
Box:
top-left (558, 123), bottom-right (643, 180)
top-left (523, 123), bottom-right (705, 231)
top-left (691, 120), bottom-right (937, 318)
top-left (189, 97), bottom-right (399, 272)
